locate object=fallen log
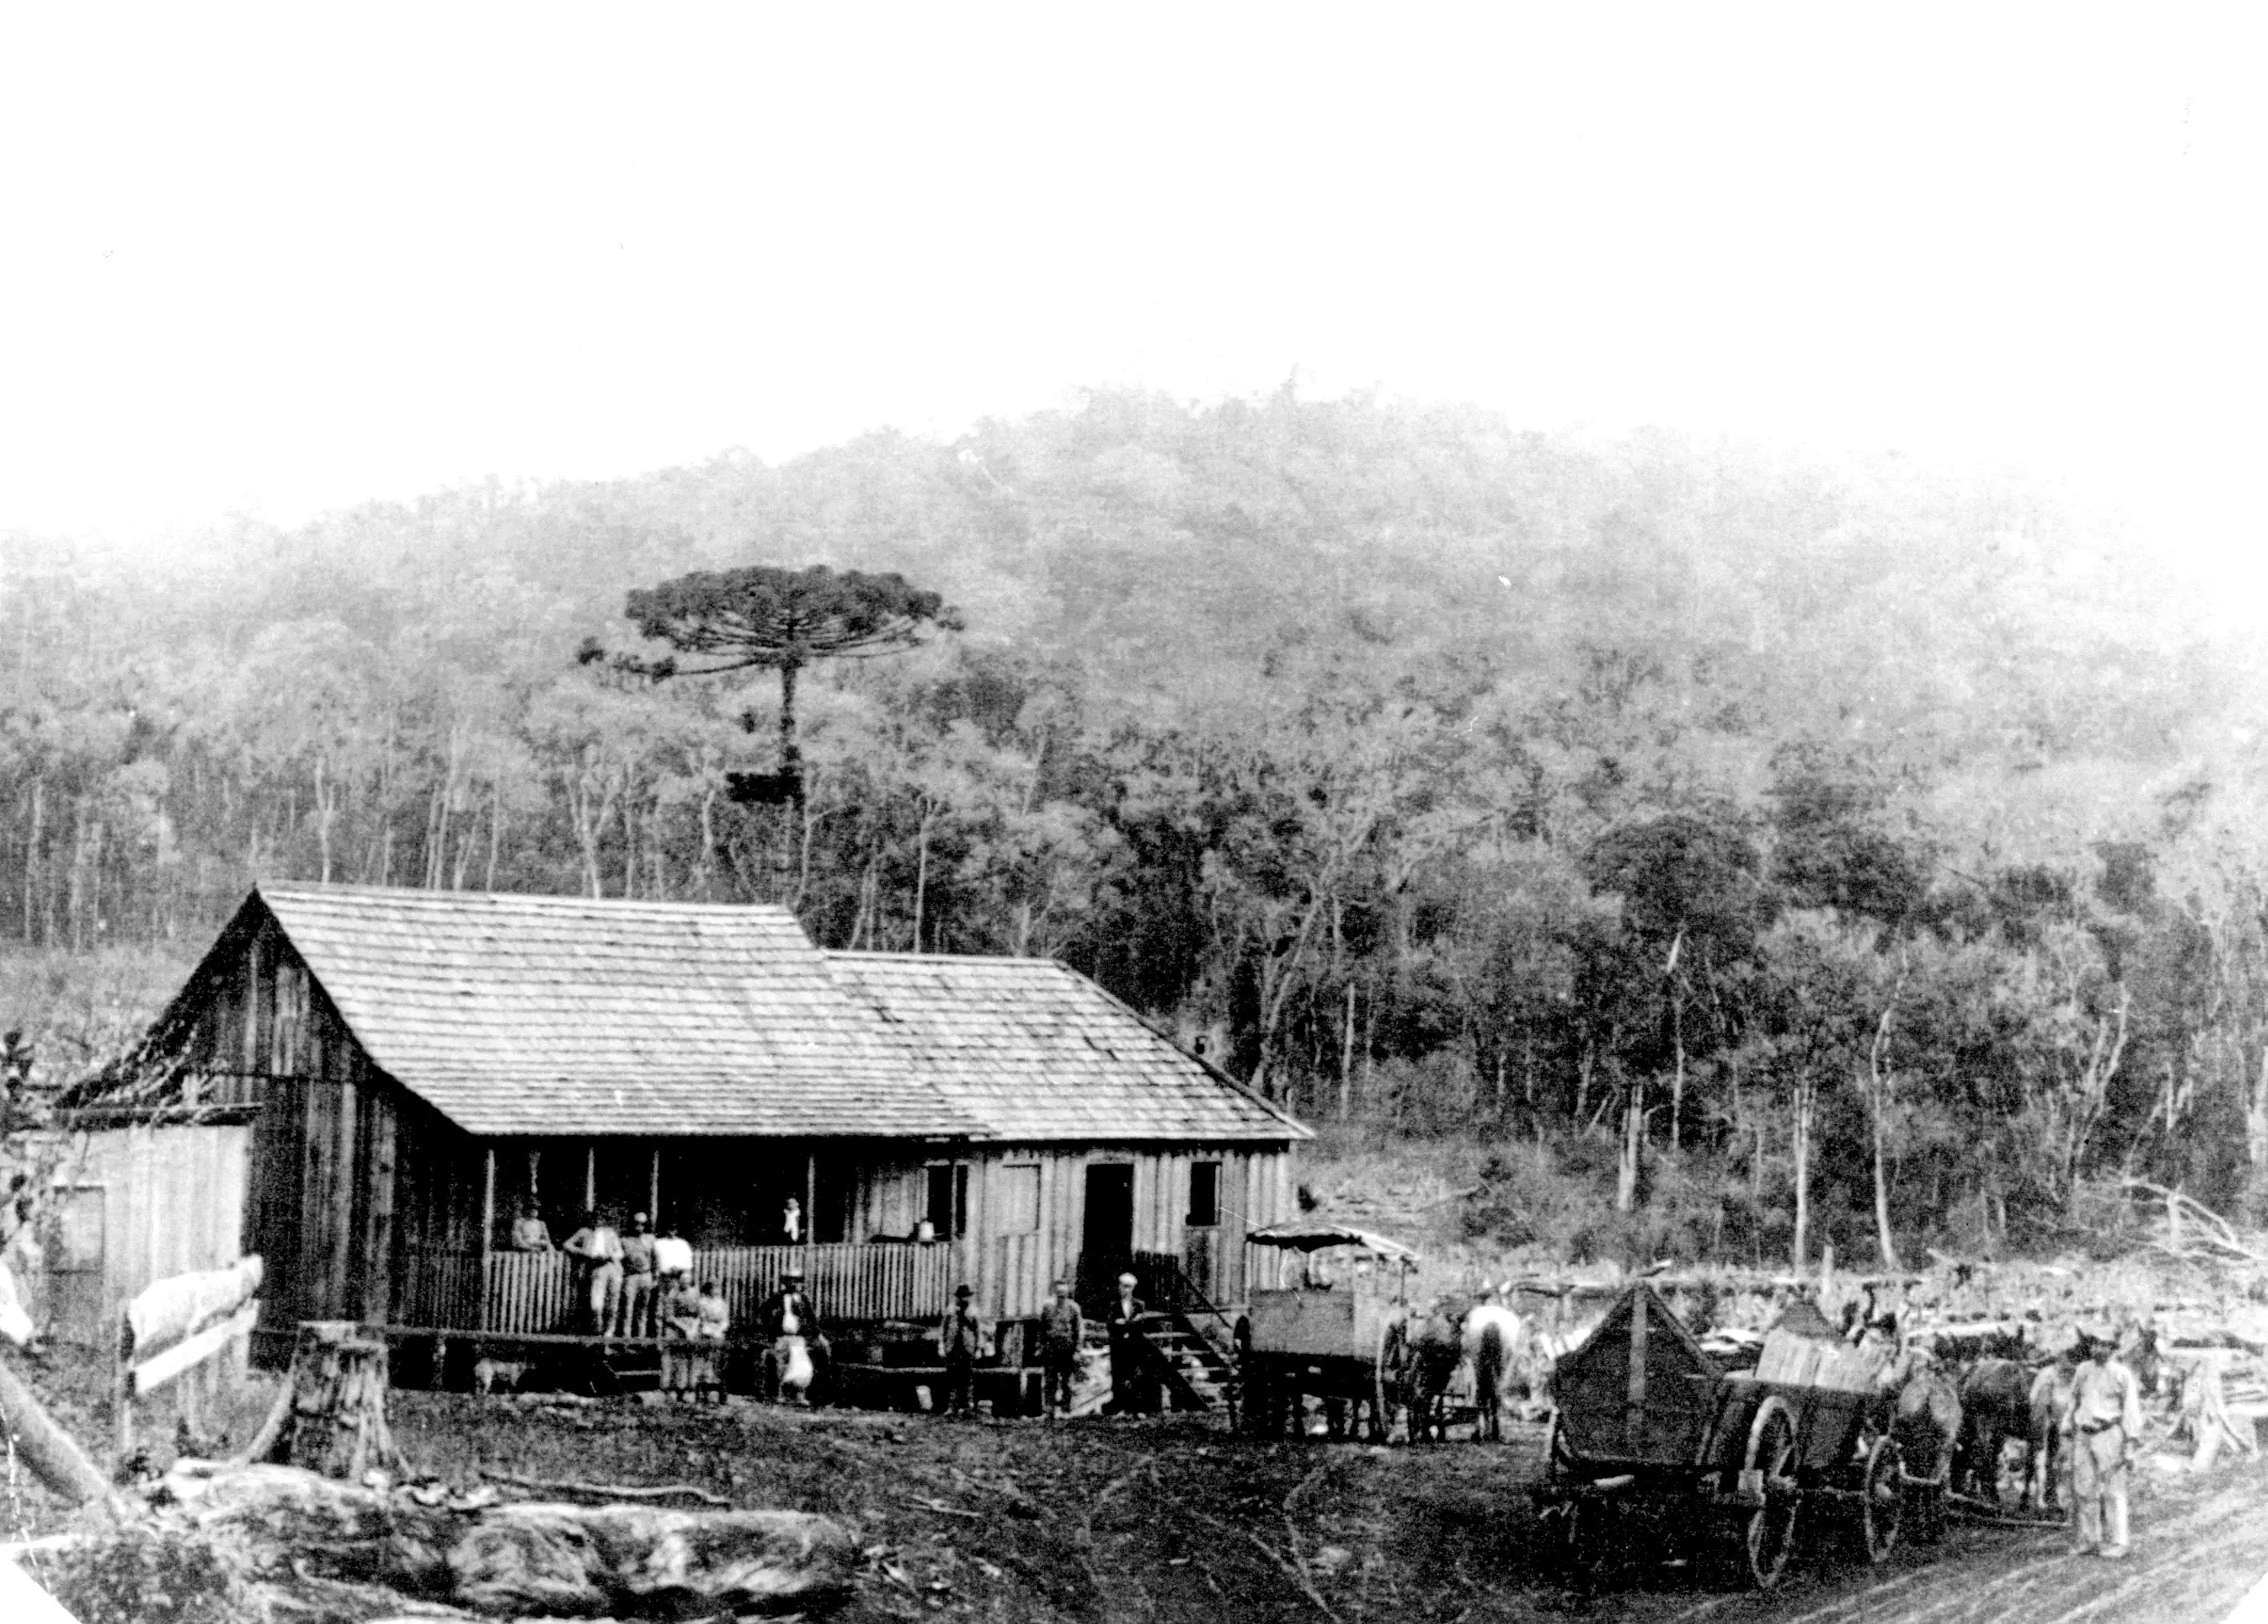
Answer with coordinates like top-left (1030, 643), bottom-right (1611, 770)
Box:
top-left (160, 1460), bottom-right (856, 1615)
top-left (450, 1502), bottom-right (854, 1616)
top-left (478, 1466), bottom-right (732, 1507)
top-left (0, 1352), bottom-right (126, 1519)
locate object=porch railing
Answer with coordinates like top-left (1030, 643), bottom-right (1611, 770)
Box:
top-left (395, 1242), bottom-right (954, 1335)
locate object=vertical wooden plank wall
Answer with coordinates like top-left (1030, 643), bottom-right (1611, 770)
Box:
top-left (952, 1142), bottom-right (1299, 1320)
top-left (361, 1091), bottom-right (398, 1323)
top-left (42, 1126), bottom-right (253, 1346)
top-left (183, 914), bottom-right (421, 1329)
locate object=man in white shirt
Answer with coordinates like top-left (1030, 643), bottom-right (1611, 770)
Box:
top-left (562, 1209), bottom-right (625, 1338)
top-left (2066, 1322), bottom-right (2145, 1559)
top-left (654, 1224), bottom-right (694, 1284)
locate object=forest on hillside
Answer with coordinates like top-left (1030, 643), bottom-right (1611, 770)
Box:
top-left (6, 387), bottom-right (2268, 1267)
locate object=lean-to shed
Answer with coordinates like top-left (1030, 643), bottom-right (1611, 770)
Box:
top-left (122, 884), bottom-right (1308, 1338)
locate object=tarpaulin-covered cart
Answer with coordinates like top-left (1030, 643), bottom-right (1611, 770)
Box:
top-left (1534, 1282), bottom-right (1907, 1590)
top-left (1234, 1222), bottom-right (1419, 1441)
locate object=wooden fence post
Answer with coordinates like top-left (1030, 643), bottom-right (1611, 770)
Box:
top-left (112, 1303), bottom-right (132, 1458)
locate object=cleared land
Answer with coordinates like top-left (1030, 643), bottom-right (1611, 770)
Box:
top-left (373, 1393), bottom-right (2268, 1624)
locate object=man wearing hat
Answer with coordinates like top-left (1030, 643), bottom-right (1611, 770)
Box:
top-left (759, 1266), bottom-right (822, 1402)
top-left (2067, 1322), bottom-right (2144, 1558)
top-left (1104, 1272), bottom-right (1150, 1416)
top-left (938, 1284), bottom-right (987, 1415)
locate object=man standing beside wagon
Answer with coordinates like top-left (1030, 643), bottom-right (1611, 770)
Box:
top-left (2066, 1321), bottom-right (2144, 1561)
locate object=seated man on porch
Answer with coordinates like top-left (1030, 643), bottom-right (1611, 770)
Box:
top-left (509, 1202), bottom-right (554, 1251)
top-left (562, 1209), bottom-right (625, 1337)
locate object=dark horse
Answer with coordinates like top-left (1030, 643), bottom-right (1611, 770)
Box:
top-left (1954, 1358), bottom-right (2033, 1503)
top-left (2121, 1323), bottom-right (2163, 1396)
top-left (1882, 1345), bottom-right (1963, 1541)
top-left (1390, 1305), bottom-right (1466, 1442)
top-left (2026, 1355), bottom-right (2077, 1510)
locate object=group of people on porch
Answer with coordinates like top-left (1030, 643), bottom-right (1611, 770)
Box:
top-left (513, 1202), bottom-right (730, 1394)
top-left (504, 1201), bottom-right (1161, 1418)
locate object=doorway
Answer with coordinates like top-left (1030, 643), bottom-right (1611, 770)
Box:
top-left (1079, 1163), bottom-right (1134, 1309)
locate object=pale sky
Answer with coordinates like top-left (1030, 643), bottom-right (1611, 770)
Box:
top-left (2, 6), bottom-right (2263, 598)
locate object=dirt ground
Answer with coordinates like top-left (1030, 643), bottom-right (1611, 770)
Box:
top-left (378, 1393), bottom-right (2268, 1624)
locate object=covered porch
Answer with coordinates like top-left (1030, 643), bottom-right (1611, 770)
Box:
top-left (381, 1125), bottom-right (968, 1332)
top-left (393, 1241), bottom-right (954, 1334)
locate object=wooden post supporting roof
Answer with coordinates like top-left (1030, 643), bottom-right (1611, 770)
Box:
top-left (479, 1147), bottom-right (496, 1334)
top-left (649, 1149), bottom-right (660, 1224)
top-left (584, 1146), bottom-right (596, 1213)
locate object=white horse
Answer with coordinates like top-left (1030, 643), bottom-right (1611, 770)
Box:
top-left (1461, 1301), bottom-right (1526, 1441)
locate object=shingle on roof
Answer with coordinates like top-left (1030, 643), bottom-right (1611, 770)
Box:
top-left (822, 952), bottom-right (1307, 1142)
top-left (256, 886), bottom-right (979, 1138)
top-left (237, 885), bottom-right (1304, 1144)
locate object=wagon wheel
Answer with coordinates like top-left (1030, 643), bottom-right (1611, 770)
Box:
top-left (1374, 1320), bottom-right (1407, 1443)
top-left (1739, 1395), bottom-right (1800, 1590)
top-left (1239, 1370), bottom-right (1266, 1436)
top-left (1226, 1317), bottom-right (1252, 1434)
top-left (1859, 1434), bottom-right (1904, 1563)
top-left (1241, 1360), bottom-right (1276, 1438)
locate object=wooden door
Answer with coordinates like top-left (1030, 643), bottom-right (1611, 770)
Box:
top-left (43, 1185), bottom-right (106, 1346)
top-left (1078, 1163), bottom-right (1134, 1309)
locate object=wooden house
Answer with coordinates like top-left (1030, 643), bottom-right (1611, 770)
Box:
top-left (124, 884), bottom-right (1308, 1345)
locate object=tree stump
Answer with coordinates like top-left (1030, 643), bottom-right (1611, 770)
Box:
top-left (245, 1321), bottom-right (407, 1480)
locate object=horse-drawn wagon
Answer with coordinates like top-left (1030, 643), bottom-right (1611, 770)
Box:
top-left (1535, 1282), bottom-right (1927, 1590)
top-left (1234, 1222), bottom-right (1420, 1441)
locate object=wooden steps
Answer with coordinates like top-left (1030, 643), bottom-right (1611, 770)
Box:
top-left (1137, 1311), bottom-right (1233, 1410)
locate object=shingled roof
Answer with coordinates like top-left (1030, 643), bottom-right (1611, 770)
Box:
top-left (823, 952), bottom-right (1302, 1142)
top-left (189, 885), bottom-right (1302, 1144)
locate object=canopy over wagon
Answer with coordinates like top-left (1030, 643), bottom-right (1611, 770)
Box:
top-left (1538, 1282), bottom-right (1914, 1590)
top-left (1245, 1222), bottom-right (1420, 1259)
top-left (1237, 1222), bottom-right (1421, 1440)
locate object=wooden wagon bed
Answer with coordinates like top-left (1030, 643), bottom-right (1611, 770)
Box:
top-left (1537, 1282), bottom-right (1910, 1590)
